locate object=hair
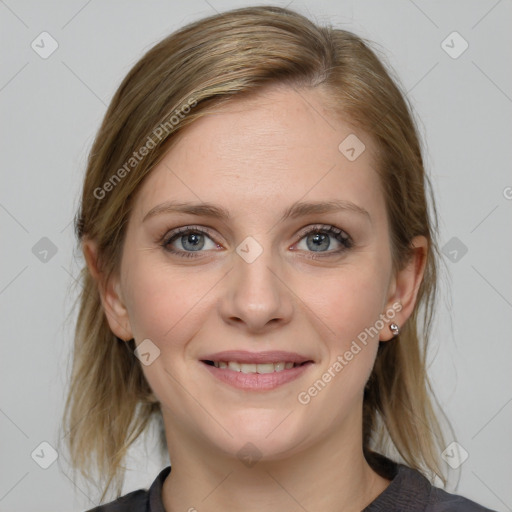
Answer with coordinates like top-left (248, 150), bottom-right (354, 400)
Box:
top-left (61, 4), bottom-right (451, 502)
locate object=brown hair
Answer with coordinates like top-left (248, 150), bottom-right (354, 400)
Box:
top-left (61, 5), bottom-right (450, 502)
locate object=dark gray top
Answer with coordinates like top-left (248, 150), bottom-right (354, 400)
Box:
top-left (85, 454), bottom-right (497, 511)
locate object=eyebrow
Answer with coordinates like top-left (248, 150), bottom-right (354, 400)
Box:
top-left (142, 199), bottom-right (371, 224)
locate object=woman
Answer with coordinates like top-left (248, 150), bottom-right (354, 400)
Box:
top-left (61, 5), bottom-right (496, 511)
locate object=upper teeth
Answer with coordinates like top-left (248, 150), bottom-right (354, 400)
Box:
top-left (213, 361), bottom-right (297, 373)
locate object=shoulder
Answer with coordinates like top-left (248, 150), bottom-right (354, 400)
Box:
top-left (87, 489), bottom-right (149, 512)
top-left (396, 464), bottom-right (498, 512)
top-left (83, 466), bottom-right (171, 512)
top-left (84, 488), bottom-right (148, 511)
top-left (365, 453), bottom-right (497, 512)
top-left (427, 485), bottom-right (498, 512)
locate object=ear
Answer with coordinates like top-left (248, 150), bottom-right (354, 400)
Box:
top-left (82, 238), bottom-right (133, 341)
top-left (379, 235), bottom-right (428, 342)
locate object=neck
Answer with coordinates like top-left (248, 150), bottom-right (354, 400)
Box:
top-left (161, 417), bottom-right (390, 512)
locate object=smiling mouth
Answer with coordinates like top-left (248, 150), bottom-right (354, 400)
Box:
top-left (202, 360), bottom-right (311, 374)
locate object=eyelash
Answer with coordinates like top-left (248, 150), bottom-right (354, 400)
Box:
top-left (159, 224), bottom-right (354, 259)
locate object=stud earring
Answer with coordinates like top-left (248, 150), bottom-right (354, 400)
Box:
top-left (389, 323), bottom-right (400, 337)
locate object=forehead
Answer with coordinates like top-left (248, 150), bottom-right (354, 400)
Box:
top-left (133, 85), bottom-right (384, 224)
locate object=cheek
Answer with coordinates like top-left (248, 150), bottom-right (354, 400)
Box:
top-left (123, 258), bottom-right (213, 346)
top-left (300, 262), bottom-right (388, 345)
top-left (293, 260), bottom-right (389, 399)
top-left (296, 275), bottom-right (384, 409)
top-left (122, 262), bottom-right (218, 409)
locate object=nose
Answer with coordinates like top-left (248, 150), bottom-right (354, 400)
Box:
top-left (218, 244), bottom-right (294, 333)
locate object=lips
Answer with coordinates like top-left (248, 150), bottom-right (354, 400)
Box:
top-left (200, 350), bottom-right (314, 391)
top-left (200, 350), bottom-right (313, 365)
top-left (204, 360), bottom-right (307, 373)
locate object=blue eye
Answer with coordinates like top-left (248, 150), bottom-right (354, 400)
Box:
top-left (162, 226), bottom-right (218, 258)
top-left (295, 225), bottom-right (353, 254)
top-left (160, 224), bottom-right (353, 258)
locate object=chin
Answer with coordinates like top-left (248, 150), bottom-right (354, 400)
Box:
top-left (204, 411), bottom-right (311, 463)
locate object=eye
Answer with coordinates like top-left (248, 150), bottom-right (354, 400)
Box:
top-left (160, 224), bottom-right (353, 259)
top-left (161, 226), bottom-right (220, 258)
top-left (294, 225), bottom-right (353, 257)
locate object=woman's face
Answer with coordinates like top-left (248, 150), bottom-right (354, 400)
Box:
top-left (101, 85), bottom-right (422, 461)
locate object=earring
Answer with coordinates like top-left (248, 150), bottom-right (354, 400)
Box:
top-left (389, 323), bottom-right (400, 337)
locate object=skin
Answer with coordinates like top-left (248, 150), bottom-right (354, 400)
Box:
top-left (85, 84), bottom-right (427, 512)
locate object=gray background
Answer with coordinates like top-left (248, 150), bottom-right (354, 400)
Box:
top-left (1, 1), bottom-right (511, 511)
